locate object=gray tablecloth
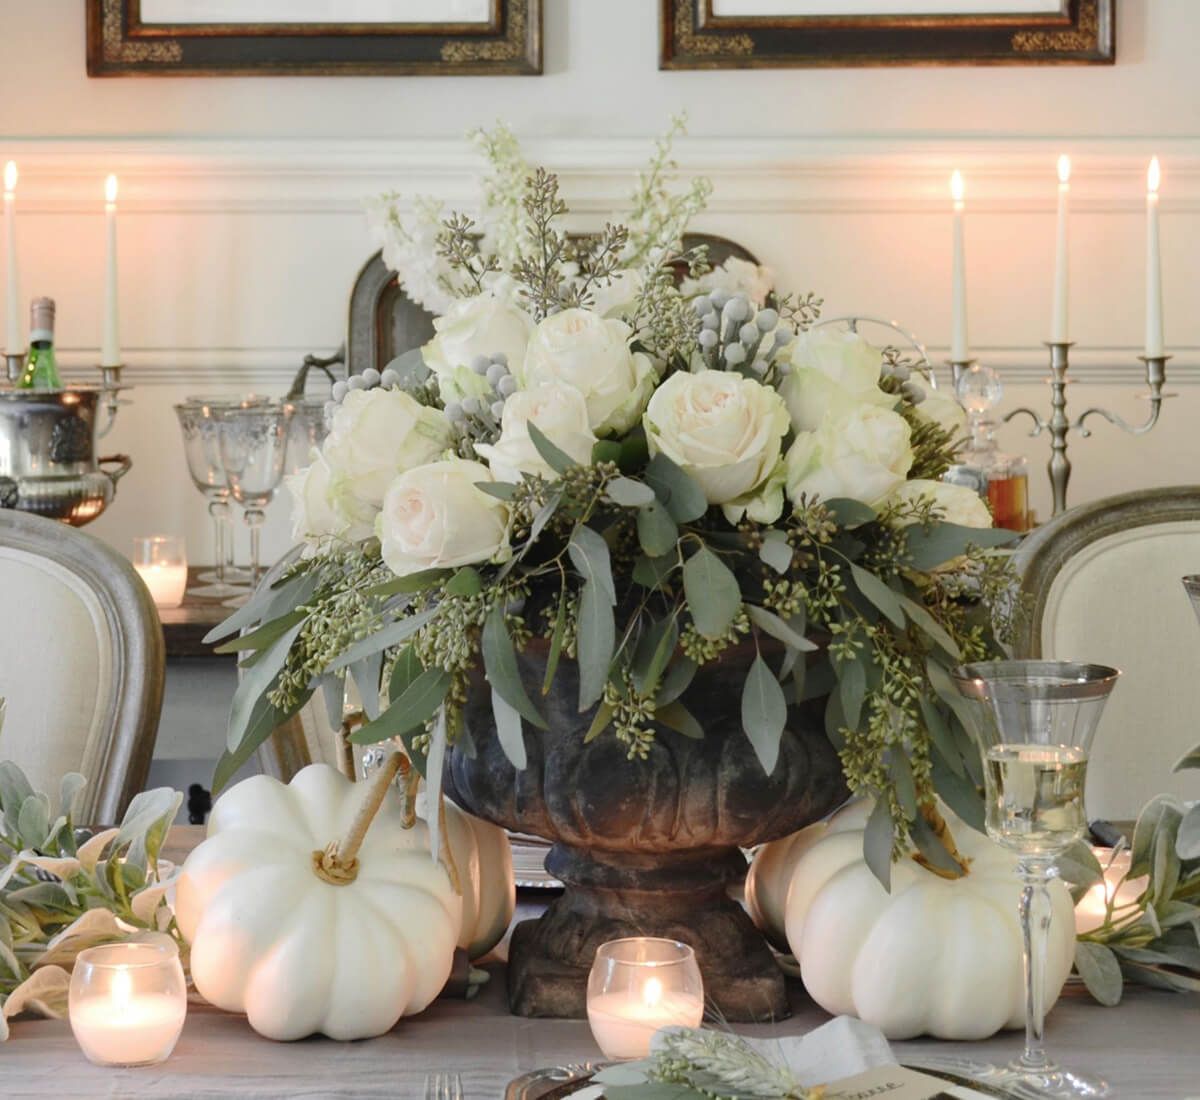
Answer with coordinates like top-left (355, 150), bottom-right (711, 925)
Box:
top-left (4, 967), bottom-right (1198, 1100)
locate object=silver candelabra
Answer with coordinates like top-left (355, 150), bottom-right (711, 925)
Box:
top-left (988, 344), bottom-right (1171, 517)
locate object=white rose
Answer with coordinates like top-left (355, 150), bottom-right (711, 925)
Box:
top-left (680, 256), bottom-right (776, 308)
top-left (286, 450), bottom-right (374, 549)
top-left (780, 327), bottom-right (894, 433)
top-left (890, 479), bottom-right (992, 529)
top-left (422, 286), bottom-right (535, 402)
top-left (643, 369), bottom-right (790, 524)
top-left (475, 382), bottom-right (597, 483)
top-left (786, 405), bottom-right (914, 509)
top-left (520, 308), bottom-right (656, 437)
top-left (906, 372), bottom-right (967, 436)
top-left (377, 459), bottom-right (510, 578)
top-left (586, 269), bottom-right (643, 318)
top-left (323, 388), bottom-right (450, 519)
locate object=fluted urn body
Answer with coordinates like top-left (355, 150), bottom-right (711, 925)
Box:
top-left (444, 642), bottom-right (846, 1022)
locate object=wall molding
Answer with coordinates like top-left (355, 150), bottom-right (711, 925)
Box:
top-left (5, 136), bottom-right (1200, 212)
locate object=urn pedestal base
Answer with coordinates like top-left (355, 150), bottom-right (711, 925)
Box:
top-left (506, 843), bottom-right (788, 1023)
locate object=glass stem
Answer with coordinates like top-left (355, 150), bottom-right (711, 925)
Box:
top-left (1016, 857), bottom-right (1056, 1073)
top-left (208, 498), bottom-right (230, 585)
top-left (245, 508), bottom-right (264, 589)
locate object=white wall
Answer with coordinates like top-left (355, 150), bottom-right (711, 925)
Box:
top-left (2, 0), bottom-right (1199, 806)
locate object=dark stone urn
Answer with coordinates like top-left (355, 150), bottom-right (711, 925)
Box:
top-left (444, 644), bottom-right (846, 1023)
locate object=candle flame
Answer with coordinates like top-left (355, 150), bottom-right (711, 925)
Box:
top-left (112, 967), bottom-right (132, 1013)
top-left (1148, 156), bottom-right (1161, 195)
top-left (1057, 155), bottom-right (1071, 185)
top-left (3, 161), bottom-right (15, 194)
top-left (105, 174), bottom-right (118, 204)
top-left (642, 977), bottom-right (663, 1008)
top-left (950, 170), bottom-right (964, 203)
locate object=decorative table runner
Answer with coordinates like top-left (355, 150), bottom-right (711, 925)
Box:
top-left (4, 971), bottom-right (1196, 1099)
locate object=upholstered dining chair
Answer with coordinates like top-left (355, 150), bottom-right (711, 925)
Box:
top-left (1011, 486), bottom-right (1200, 820)
top-left (0, 510), bottom-right (165, 823)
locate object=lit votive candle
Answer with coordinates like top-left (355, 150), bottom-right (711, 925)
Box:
top-left (132, 535), bottom-right (187, 609)
top-left (1075, 847), bottom-right (1149, 935)
top-left (69, 941), bottom-right (187, 1067)
top-left (587, 937), bottom-right (704, 1061)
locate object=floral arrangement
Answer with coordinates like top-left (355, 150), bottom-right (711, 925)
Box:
top-left (217, 120), bottom-right (1017, 870)
top-left (0, 703), bottom-right (182, 1039)
top-left (1069, 744), bottom-right (1200, 1005)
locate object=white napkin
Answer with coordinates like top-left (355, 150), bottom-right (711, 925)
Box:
top-left (740, 1014), bottom-right (896, 1088)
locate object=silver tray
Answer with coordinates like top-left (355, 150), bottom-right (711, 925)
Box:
top-left (504, 1062), bottom-right (1025, 1099)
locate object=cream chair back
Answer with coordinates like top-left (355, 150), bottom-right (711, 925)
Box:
top-left (1013, 487), bottom-right (1200, 821)
top-left (0, 511), bottom-right (164, 822)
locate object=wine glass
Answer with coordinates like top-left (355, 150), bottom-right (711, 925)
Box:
top-left (214, 402), bottom-right (293, 606)
top-left (952, 660), bottom-right (1120, 1099)
top-left (174, 400), bottom-right (244, 598)
top-left (284, 394), bottom-right (332, 476)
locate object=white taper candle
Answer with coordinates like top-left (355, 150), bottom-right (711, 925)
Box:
top-left (102, 174), bottom-right (120, 367)
top-left (1145, 156), bottom-right (1164, 359)
top-left (1051, 155), bottom-right (1071, 344)
top-left (950, 170), bottom-right (968, 363)
top-left (3, 161), bottom-right (19, 355)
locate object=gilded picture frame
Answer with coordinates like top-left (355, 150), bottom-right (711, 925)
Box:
top-left (660, 0), bottom-right (1114, 68)
top-left (86, 0), bottom-right (542, 77)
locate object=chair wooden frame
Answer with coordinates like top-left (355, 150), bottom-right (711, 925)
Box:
top-left (0, 510), bottom-right (165, 822)
top-left (1011, 486), bottom-right (1200, 658)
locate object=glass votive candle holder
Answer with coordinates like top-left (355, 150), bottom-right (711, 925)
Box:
top-left (69, 941), bottom-right (187, 1067)
top-left (132, 535), bottom-right (188, 609)
top-left (587, 937), bottom-right (704, 1061)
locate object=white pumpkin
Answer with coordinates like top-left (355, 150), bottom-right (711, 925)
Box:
top-left (176, 764), bottom-right (462, 1041)
top-left (415, 792), bottom-right (516, 959)
top-left (748, 799), bottom-right (1076, 1041)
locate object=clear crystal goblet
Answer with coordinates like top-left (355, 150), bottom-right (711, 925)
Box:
top-left (214, 401), bottom-right (293, 607)
top-left (952, 659), bottom-right (1120, 1099)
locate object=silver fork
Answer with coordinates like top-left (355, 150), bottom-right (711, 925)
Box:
top-left (422, 1072), bottom-right (464, 1100)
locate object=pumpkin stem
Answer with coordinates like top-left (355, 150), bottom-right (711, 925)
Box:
top-left (400, 758), bottom-right (420, 830)
top-left (336, 710), bottom-right (364, 780)
top-left (912, 801), bottom-right (971, 880)
top-left (312, 750), bottom-right (405, 886)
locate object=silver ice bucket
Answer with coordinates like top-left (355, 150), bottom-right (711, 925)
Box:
top-left (0, 388), bottom-right (131, 526)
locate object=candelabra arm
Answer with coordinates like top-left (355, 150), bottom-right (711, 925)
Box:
top-left (1071, 356), bottom-right (1172, 438)
top-left (1002, 406), bottom-right (1048, 437)
top-left (94, 364), bottom-right (125, 440)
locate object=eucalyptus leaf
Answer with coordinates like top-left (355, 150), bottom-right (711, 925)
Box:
top-left (898, 594), bottom-right (962, 660)
top-left (475, 480), bottom-right (517, 501)
top-left (225, 620), bottom-right (304, 754)
top-left (203, 564), bottom-right (318, 644)
top-left (910, 813), bottom-right (963, 878)
top-left (214, 685), bottom-right (312, 794)
top-left (746, 604), bottom-right (816, 652)
top-left (850, 565), bottom-right (905, 628)
top-left (634, 615), bottom-right (679, 700)
top-left (212, 609), bottom-right (306, 654)
top-left (742, 654), bottom-right (787, 775)
top-left (888, 752), bottom-right (918, 819)
top-left (1075, 942), bottom-right (1123, 1006)
top-left (655, 657), bottom-right (698, 707)
top-left (903, 521), bottom-right (1017, 571)
top-left (592, 439), bottom-right (623, 465)
top-left (758, 529), bottom-right (793, 575)
top-left (919, 698), bottom-right (964, 779)
top-left (523, 489), bottom-right (563, 555)
top-left (577, 580), bottom-right (617, 712)
top-left (836, 653), bottom-right (867, 730)
top-left (607, 477), bottom-right (657, 509)
top-left (490, 688), bottom-right (528, 770)
top-left (633, 552), bottom-right (677, 591)
top-left (644, 453), bottom-right (707, 523)
top-left (445, 567), bottom-right (483, 597)
top-left (929, 746), bottom-right (985, 833)
top-left (583, 702), bottom-right (615, 744)
top-left (656, 701), bottom-right (705, 740)
top-left (863, 799), bottom-right (893, 892)
top-left (568, 526), bottom-right (617, 605)
top-left (542, 588), bottom-right (568, 696)
top-left (327, 606), bottom-right (440, 672)
top-left (824, 498), bottom-right (877, 529)
top-left (481, 607), bottom-right (549, 729)
top-left (349, 651), bottom-right (384, 721)
top-left (682, 546), bottom-right (741, 638)
top-left (527, 422), bottom-right (575, 475)
top-left (349, 667), bottom-right (451, 745)
top-left (388, 646), bottom-right (423, 701)
top-left (637, 502), bottom-right (678, 558)
top-left (319, 673), bottom-right (345, 731)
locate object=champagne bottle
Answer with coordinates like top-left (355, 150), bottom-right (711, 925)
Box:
top-left (17, 298), bottom-right (62, 390)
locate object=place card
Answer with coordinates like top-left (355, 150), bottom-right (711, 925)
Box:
top-left (823, 1064), bottom-right (992, 1100)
